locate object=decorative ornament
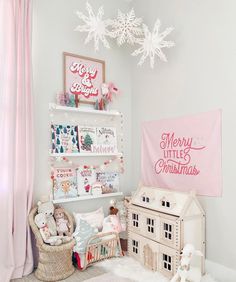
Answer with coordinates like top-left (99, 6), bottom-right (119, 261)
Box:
top-left (132, 19), bottom-right (175, 68)
top-left (75, 2), bottom-right (113, 51)
top-left (50, 155), bottom-right (124, 174)
top-left (95, 82), bottom-right (120, 111)
top-left (56, 92), bottom-right (76, 107)
top-left (74, 3), bottom-right (175, 68)
top-left (111, 9), bottom-right (143, 46)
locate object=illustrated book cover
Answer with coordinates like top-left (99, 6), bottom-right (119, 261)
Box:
top-left (92, 127), bottom-right (118, 154)
top-left (77, 167), bottom-right (96, 195)
top-left (78, 126), bottom-right (96, 153)
top-left (96, 172), bottom-right (119, 193)
top-left (51, 124), bottom-right (79, 154)
top-left (53, 168), bottom-right (78, 199)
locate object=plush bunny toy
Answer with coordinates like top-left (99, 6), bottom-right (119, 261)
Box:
top-left (37, 201), bottom-right (57, 236)
top-left (170, 244), bottom-right (203, 282)
top-left (35, 213), bottom-right (63, 246)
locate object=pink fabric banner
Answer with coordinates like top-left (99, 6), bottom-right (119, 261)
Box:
top-left (141, 110), bottom-right (222, 196)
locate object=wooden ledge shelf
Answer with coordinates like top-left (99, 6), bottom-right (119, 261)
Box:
top-left (49, 103), bottom-right (121, 117)
top-left (52, 192), bottom-right (123, 204)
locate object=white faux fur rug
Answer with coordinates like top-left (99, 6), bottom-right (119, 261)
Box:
top-left (83, 272), bottom-right (133, 282)
top-left (94, 257), bottom-right (217, 282)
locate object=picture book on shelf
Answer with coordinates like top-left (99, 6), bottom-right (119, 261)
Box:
top-left (53, 168), bottom-right (78, 199)
top-left (77, 167), bottom-right (96, 195)
top-left (92, 127), bottom-right (118, 154)
top-left (96, 172), bottom-right (119, 193)
top-left (78, 126), bottom-right (96, 153)
top-left (51, 124), bottom-right (79, 153)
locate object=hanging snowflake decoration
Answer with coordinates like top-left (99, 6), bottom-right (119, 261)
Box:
top-left (132, 19), bottom-right (175, 68)
top-left (111, 9), bottom-right (143, 46)
top-left (75, 2), bottom-right (113, 51)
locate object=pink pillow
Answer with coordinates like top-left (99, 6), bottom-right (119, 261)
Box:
top-left (102, 215), bottom-right (122, 233)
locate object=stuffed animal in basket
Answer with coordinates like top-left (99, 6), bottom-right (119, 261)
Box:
top-left (37, 200), bottom-right (57, 236)
top-left (54, 207), bottom-right (71, 236)
top-left (35, 213), bottom-right (63, 246)
top-left (170, 244), bottom-right (203, 282)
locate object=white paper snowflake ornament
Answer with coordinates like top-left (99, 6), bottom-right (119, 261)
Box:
top-left (111, 9), bottom-right (143, 46)
top-left (75, 2), bottom-right (113, 51)
top-left (132, 19), bottom-right (175, 68)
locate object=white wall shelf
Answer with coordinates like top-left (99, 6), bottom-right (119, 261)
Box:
top-left (49, 103), bottom-right (121, 117)
top-left (52, 192), bottom-right (123, 204)
top-left (49, 102), bottom-right (124, 203)
top-left (50, 152), bottom-right (123, 157)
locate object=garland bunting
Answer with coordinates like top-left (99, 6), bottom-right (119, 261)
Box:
top-left (50, 155), bottom-right (124, 180)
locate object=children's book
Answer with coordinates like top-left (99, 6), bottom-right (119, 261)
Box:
top-left (53, 168), bottom-right (78, 199)
top-left (92, 127), bottom-right (118, 154)
top-left (51, 124), bottom-right (79, 154)
top-left (96, 172), bottom-right (119, 193)
top-left (77, 167), bottom-right (96, 195)
top-left (78, 126), bottom-right (96, 153)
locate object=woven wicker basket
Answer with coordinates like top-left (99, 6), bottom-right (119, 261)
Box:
top-left (29, 206), bottom-right (75, 281)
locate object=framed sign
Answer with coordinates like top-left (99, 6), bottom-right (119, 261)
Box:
top-left (63, 52), bottom-right (105, 106)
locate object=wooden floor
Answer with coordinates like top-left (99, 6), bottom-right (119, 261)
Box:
top-left (11, 267), bottom-right (106, 282)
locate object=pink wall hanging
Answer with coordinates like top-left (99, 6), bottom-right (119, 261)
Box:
top-left (141, 110), bottom-right (222, 196)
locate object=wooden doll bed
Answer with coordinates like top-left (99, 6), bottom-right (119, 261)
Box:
top-left (82, 231), bottom-right (123, 270)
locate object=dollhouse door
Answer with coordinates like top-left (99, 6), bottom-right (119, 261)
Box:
top-left (143, 244), bottom-right (157, 271)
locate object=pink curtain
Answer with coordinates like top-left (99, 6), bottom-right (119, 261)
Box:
top-left (0, 0), bottom-right (34, 281)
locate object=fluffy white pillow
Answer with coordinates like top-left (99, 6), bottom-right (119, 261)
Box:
top-left (73, 207), bottom-right (104, 231)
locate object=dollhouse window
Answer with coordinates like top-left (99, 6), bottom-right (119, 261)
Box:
top-left (164, 223), bottom-right (172, 240)
top-left (132, 213), bottom-right (139, 227)
top-left (162, 200), bottom-right (171, 208)
top-left (132, 240), bottom-right (139, 254)
top-left (163, 254), bottom-right (172, 271)
top-left (147, 217), bottom-right (155, 233)
top-left (142, 196), bottom-right (150, 203)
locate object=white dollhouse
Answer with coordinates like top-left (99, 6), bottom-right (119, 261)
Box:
top-left (128, 185), bottom-right (205, 279)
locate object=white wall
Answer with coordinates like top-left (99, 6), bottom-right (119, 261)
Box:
top-left (32, 0), bottom-right (132, 213)
top-left (130, 0), bottom-right (236, 271)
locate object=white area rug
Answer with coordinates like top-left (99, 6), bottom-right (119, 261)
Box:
top-left (83, 272), bottom-right (133, 282)
top-left (94, 257), bottom-right (217, 282)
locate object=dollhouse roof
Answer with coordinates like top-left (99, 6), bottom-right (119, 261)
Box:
top-left (131, 185), bottom-right (204, 218)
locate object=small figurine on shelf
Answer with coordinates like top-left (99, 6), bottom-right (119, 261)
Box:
top-left (57, 92), bottom-right (69, 106)
top-left (68, 94), bottom-right (76, 107)
top-left (95, 82), bottom-right (120, 111)
top-left (56, 92), bottom-right (76, 107)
